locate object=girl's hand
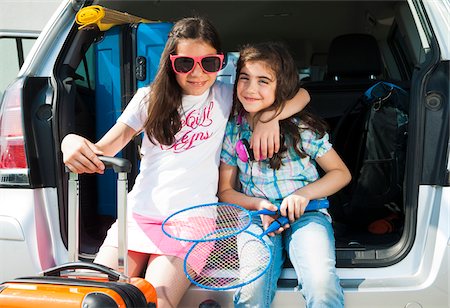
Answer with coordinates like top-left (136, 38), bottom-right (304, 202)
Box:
top-left (61, 134), bottom-right (105, 174)
top-left (280, 194), bottom-right (311, 222)
top-left (251, 117), bottom-right (280, 161)
top-left (256, 198), bottom-right (289, 236)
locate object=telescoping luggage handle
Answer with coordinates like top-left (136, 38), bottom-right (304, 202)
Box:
top-left (66, 156), bottom-right (132, 278)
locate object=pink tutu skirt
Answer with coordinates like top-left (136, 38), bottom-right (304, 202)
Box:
top-left (101, 213), bottom-right (214, 274)
top-left (102, 213), bottom-right (194, 259)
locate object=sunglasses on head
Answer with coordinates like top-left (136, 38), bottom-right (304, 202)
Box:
top-left (170, 54), bottom-right (224, 74)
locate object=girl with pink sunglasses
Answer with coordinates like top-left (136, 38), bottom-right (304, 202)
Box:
top-left (61, 17), bottom-right (310, 307)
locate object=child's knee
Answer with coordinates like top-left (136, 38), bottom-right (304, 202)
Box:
top-left (94, 245), bottom-right (118, 270)
top-left (301, 273), bottom-right (343, 305)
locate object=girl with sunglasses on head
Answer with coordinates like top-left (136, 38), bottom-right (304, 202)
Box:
top-left (61, 17), bottom-right (310, 307)
top-left (218, 42), bottom-right (351, 308)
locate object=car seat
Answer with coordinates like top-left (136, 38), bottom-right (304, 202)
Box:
top-left (302, 33), bottom-right (385, 226)
top-left (326, 33), bottom-right (382, 81)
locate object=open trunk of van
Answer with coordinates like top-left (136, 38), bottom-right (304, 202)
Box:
top-left (52, 0), bottom-right (447, 305)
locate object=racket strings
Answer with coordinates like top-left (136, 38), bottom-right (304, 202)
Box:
top-left (185, 232), bottom-right (271, 289)
top-left (163, 204), bottom-right (251, 241)
top-left (216, 205), bottom-right (250, 232)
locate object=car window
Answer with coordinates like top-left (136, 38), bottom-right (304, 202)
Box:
top-left (74, 46), bottom-right (96, 90)
top-left (0, 34), bottom-right (37, 98)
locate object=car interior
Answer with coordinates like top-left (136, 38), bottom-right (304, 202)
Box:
top-left (55, 0), bottom-right (423, 271)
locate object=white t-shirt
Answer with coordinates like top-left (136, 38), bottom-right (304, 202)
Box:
top-left (117, 81), bottom-right (233, 218)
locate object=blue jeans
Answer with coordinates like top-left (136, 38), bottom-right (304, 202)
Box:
top-left (234, 211), bottom-right (344, 308)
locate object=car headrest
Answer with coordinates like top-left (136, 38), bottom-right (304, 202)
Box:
top-left (327, 33), bottom-right (382, 80)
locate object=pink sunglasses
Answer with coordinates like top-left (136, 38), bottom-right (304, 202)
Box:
top-left (170, 54), bottom-right (224, 74)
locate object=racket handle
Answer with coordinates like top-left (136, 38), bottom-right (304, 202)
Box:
top-left (262, 200), bottom-right (328, 235)
top-left (305, 199), bottom-right (329, 211)
top-left (258, 208), bottom-right (278, 215)
top-left (259, 199), bottom-right (328, 215)
top-left (264, 216), bottom-right (290, 235)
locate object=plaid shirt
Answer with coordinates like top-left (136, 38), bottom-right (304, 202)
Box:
top-left (220, 115), bottom-right (332, 206)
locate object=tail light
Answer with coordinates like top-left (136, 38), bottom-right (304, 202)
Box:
top-left (0, 79), bottom-right (29, 186)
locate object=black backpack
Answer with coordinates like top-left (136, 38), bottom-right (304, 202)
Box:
top-left (331, 81), bottom-right (409, 228)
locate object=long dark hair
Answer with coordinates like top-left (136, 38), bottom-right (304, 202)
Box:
top-left (233, 42), bottom-right (328, 169)
top-left (143, 16), bottom-right (222, 145)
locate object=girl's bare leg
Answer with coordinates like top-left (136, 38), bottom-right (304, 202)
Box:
top-left (94, 246), bottom-right (149, 276)
top-left (144, 255), bottom-right (191, 308)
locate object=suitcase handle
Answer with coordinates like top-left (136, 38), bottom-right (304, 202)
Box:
top-left (66, 156), bottom-right (131, 277)
top-left (43, 262), bottom-right (123, 281)
top-left (98, 156), bottom-right (132, 173)
top-left (64, 156), bottom-right (132, 173)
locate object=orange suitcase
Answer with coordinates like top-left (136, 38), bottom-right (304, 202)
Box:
top-left (0, 157), bottom-right (157, 307)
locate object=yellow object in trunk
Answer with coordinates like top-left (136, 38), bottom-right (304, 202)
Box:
top-left (76, 5), bottom-right (152, 31)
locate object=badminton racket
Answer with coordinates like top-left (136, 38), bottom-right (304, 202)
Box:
top-left (183, 224), bottom-right (277, 290)
top-left (162, 199), bottom-right (329, 242)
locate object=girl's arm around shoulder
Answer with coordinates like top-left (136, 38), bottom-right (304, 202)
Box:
top-left (251, 88), bottom-right (310, 160)
top-left (258, 87), bottom-right (310, 123)
top-left (276, 87), bottom-right (310, 120)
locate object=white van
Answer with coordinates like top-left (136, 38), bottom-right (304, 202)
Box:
top-left (0, 0), bottom-right (448, 307)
